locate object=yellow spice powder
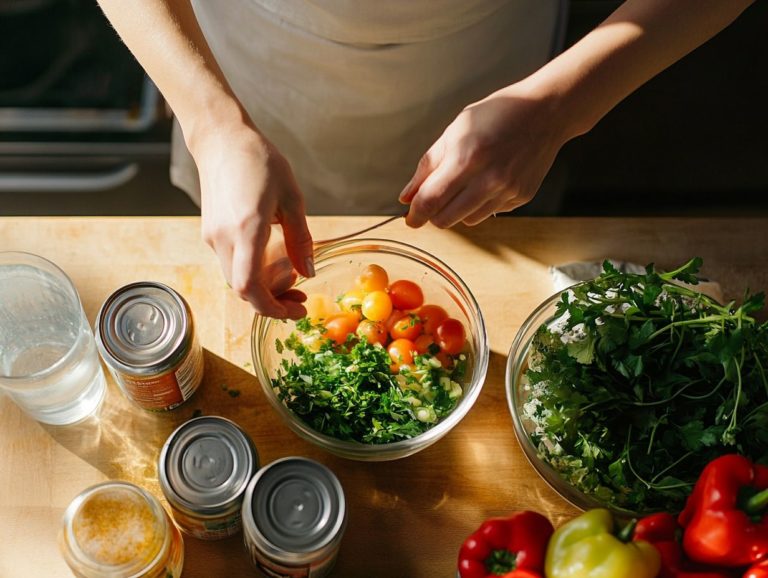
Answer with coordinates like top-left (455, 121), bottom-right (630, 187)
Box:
top-left (73, 487), bottom-right (159, 566)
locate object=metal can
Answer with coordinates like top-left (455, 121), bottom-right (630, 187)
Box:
top-left (95, 281), bottom-right (203, 411)
top-left (241, 457), bottom-right (347, 578)
top-left (158, 415), bottom-right (259, 540)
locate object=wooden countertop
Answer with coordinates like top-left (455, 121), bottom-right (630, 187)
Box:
top-left (1, 216), bottom-right (767, 578)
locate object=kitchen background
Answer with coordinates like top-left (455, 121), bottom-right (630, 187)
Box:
top-left (1, 0), bottom-right (766, 217)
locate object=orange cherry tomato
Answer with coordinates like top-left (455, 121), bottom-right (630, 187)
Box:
top-left (356, 264), bottom-right (389, 293)
top-left (361, 290), bottom-right (393, 322)
top-left (388, 280), bottom-right (424, 311)
top-left (417, 304), bottom-right (448, 335)
top-left (323, 313), bottom-right (359, 346)
top-left (414, 333), bottom-right (435, 355)
top-left (390, 314), bottom-right (423, 341)
top-left (356, 320), bottom-right (388, 346)
top-left (434, 318), bottom-right (466, 355)
top-left (388, 338), bottom-right (416, 371)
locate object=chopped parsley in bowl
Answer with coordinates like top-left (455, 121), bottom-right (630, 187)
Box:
top-left (252, 239), bottom-right (488, 461)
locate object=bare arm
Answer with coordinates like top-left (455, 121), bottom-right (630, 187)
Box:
top-left (97, 0), bottom-right (314, 318)
top-left (402, 0), bottom-right (756, 227)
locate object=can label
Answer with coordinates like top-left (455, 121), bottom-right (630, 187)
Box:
top-left (111, 334), bottom-right (203, 411)
top-left (246, 542), bottom-right (338, 578)
top-left (171, 505), bottom-right (242, 540)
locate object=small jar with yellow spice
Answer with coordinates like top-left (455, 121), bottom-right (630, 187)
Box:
top-left (59, 481), bottom-right (184, 578)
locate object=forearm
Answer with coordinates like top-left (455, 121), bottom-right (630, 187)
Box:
top-left (96, 0), bottom-right (248, 152)
top-left (516, 0), bottom-right (755, 141)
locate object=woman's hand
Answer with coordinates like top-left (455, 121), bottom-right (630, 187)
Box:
top-left (400, 83), bottom-right (568, 228)
top-left (191, 121), bottom-right (315, 319)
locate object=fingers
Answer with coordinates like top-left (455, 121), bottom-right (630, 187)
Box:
top-left (230, 223), bottom-right (289, 318)
top-left (399, 143), bottom-right (443, 206)
top-left (428, 180), bottom-right (498, 229)
top-left (277, 182), bottom-right (315, 279)
top-left (405, 160), bottom-right (468, 228)
top-left (462, 198), bottom-right (523, 226)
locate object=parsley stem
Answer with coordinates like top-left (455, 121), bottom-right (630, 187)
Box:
top-left (647, 315), bottom-right (731, 342)
top-left (650, 450), bottom-right (694, 484)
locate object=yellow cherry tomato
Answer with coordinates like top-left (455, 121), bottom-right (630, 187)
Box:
top-left (355, 264), bottom-right (389, 293)
top-left (304, 293), bottom-right (337, 324)
top-left (338, 289), bottom-right (364, 319)
top-left (361, 290), bottom-right (393, 322)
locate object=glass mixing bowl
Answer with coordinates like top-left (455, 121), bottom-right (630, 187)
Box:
top-left (505, 287), bottom-right (639, 515)
top-left (252, 238), bottom-right (489, 461)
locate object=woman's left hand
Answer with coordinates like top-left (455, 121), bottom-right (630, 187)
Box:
top-left (399, 83), bottom-right (569, 228)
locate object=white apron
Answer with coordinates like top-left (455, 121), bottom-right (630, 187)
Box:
top-left (171, 0), bottom-right (567, 215)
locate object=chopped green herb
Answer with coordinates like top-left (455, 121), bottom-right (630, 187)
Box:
top-left (227, 389), bottom-right (241, 398)
top-left (191, 409), bottom-right (203, 418)
top-left (272, 322), bottom-right (466, 444)
top-left (521, 258), bottom-right (768, 513)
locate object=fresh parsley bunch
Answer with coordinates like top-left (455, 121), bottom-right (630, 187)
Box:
top-left (523, 258), bottom-right (768, 513)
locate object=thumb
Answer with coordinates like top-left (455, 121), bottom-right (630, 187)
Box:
top-left (279, 200), bottom-right (315, 279)
top-left (399, 144), bottom-right (442, 204)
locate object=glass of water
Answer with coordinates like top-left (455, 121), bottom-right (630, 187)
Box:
top-left (0, 252), bottom-right (106, 425)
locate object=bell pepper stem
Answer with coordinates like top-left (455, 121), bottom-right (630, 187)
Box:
top-left (617, 518), bottom-right (638, 543)
top-left (745, 488), bottom-right (768, 515)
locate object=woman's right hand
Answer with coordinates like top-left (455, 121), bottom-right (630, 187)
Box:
top-left (190, 120), bottom-right (315, 319)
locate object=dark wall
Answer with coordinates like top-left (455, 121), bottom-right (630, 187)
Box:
top-left (558, 0), bottom-right (768, 216)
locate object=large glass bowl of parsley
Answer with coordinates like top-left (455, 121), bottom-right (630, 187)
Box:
top-left (252, 238), bottom-right (489, 461)
top-left (506, 259), bottom-right (768, 515)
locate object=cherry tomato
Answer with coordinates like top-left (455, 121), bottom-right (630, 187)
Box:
top-left (414, 333), bottom-right (435, 355)
top-left (417, 304), bottom-right (448, 335)
top-left (356, 320), bottom-right (387, 346)
top-left (323, 313), bottom-right (359, 346)
top-left (434, 318), bottom-right (466, 355)
top-left (435, 350), bottom-right (454, 370)
top-left (356, 264), bottom-right (389, 293)
top-left (304, 293), bottom-right (337, 324)
top-left (361, 290), bottom-right (393, 322)
top-left (338, 290), bottom-right (364, 319)
top-left (388, 280), bottom-right (424, 311)
top-left (390, 313), bottom-right (423, 341)
top-left (385, 309), bottom-right (405, 333)
top-left (388, 338), bottom-right (416, 370)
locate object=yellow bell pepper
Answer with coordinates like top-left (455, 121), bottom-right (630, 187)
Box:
top-left (545, 509), bottom-right (660, 578)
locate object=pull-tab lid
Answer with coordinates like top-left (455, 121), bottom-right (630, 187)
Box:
top-left (160, 416), bottom-right (259, 512)
top-left (250, 457), bottom-right (345, 552)
top-left (97, 282), bottom-right (188, 370)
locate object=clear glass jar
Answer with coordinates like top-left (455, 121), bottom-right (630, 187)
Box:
top-left (59, 481), bottom-right (184, 578)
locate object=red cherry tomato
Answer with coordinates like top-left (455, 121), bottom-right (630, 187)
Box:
top-left (390, 314), bottom-right (423, 341)
top-left (323, 313), bottom-right (359, 346)
top-left (435, 350), bottom-right (454, 370)
top-left (414, 333), bottom-right (435, 355)
top-left (434, 318), bottom-right (466, 355)
top-left (387, 338), bottom-right (415, 370)
top-left (385, 309), bottom-right (405, 333)
top-left (356, 264), bottom-right (389, 293)
top-left (388, 280), bottom-right (424, 311)
top-left (417, 304), bottom-right (448, 335)
top-left (356, 320), bottom-right (388, 346)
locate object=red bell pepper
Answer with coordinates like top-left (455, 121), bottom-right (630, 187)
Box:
top-left (634, 512), bottom-right (737, 578)
top-left (744, 560), bottom-right (768, 578)
top-left (678, 454), bottom-right (768, 567)
top-left (457, 511), bottom-right (554, 578)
